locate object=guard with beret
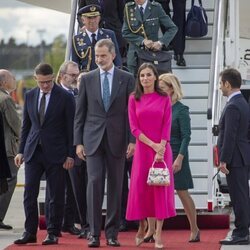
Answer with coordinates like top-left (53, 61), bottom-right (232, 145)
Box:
top-left (72, 4), bottom-right (122, 71)
top-left (122, 0), bottom-right (177, 75)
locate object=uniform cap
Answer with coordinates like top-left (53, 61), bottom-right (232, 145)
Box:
top-left (78, 4), bottom-right (101, 17)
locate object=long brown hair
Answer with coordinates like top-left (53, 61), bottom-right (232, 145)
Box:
top-left (134, 63), bottom-right (166, 100)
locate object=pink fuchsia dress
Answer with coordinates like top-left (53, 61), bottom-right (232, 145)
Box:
top-left (126, 92), bottom-right (176, 220)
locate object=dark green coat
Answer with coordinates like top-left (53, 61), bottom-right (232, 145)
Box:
top-left (122, 1), bottom-right (177, 73)
top-left (171, 101), bottom-right (193, 190)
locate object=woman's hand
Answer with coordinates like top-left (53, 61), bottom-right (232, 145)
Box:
top-left (154, 152), bottom-right (164, 162)
top-left (173, 154), bottom-right (184, 173)
top-left (152, 143), bottom-right (165, 156)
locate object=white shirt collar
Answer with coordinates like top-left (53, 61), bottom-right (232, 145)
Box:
top-left (99, 65), bottom-right (115, 76)
top-left (138, 0), bottom-right (148, 10)
top-left (227, 91), bottom-right (241, 102)
top-left (85, 29), bottom-right (98, 40)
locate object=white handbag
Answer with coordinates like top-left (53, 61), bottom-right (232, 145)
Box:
top-left (147, 160), bottom-right (170, 186)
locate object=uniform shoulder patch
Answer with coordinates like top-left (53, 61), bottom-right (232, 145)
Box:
top-left (126, 1), bottom-right (135, 6)
top-left (151, 1), bottom-right (160, 6)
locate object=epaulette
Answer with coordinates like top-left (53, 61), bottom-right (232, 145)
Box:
top-left (126, 1), bottom-right (135, 6)
top-left (151, 1), bottom-right (161, 6)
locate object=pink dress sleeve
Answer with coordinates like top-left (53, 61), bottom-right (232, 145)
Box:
top-left (161, 95), bottom-right (172, 141)
top-left (128, 95), bottom-right (142, 139)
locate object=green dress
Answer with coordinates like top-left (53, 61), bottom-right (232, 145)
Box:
top-left (171, 101), bottom-right (194, 190)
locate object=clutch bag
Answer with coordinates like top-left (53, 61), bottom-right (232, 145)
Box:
top-left (147, 160), bottom-right (170, 186)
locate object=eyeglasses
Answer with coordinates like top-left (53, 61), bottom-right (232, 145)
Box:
top-left (65, 73), bottom-right (79, 78)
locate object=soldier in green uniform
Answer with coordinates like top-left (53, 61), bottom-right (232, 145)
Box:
top-left (122, 0), bottom-right (177, 75)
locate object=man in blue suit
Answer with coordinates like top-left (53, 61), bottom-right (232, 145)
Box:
top-left (14, 63), bottom-right (75, 245)
top-left (217, 68), bottom-right (250, 245)
top-left (72, 4), bottom-right (122, 71)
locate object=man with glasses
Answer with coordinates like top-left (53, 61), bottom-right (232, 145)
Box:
top-left (72, 4), bottom-right (122, 71)
top-left (14, 63), bottom-right (75, 245)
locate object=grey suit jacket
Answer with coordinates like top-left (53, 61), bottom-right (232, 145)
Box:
top-left (74, 67), bottom-right (135, 157)
top-left (0, 89), bottom-right (21, 157)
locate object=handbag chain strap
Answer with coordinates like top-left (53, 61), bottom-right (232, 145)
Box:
top-left (125, 4), bottom-right (148, 40)
top-left (151, 160), bottom-right (167, 169)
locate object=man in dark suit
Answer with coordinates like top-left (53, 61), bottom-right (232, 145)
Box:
top-left (14, 63), bottom-right (75, 245)
top-left (72, 4), bottom-right (122, 71)
top-left (56, 61), bottom-right (88, 236)
top-left (217, 68), bottom-right (250, 245)
top-left (0, 69), bottom-right (21, 230)
top-left (74, 38), bottom-right (135, 247)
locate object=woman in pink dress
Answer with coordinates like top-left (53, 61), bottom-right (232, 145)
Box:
top-left (126, 63), bottom-right (176, 249)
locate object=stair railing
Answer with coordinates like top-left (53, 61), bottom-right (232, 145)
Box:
top-left (206, 0), bottom-right (228, 211)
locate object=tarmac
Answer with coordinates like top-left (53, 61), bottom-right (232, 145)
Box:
top-left (0, 166), bottom-right (249, 250)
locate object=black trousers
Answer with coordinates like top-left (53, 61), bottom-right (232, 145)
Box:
top-left (226, 166), bottom-right (250, 237)
top-left (24, 145), bottom-right (65, 235)
top-left (157, 0), bottom-right (186, 54)
top-left (68, 160), bottom-right (88, 229)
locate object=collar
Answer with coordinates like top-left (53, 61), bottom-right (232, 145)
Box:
top-left (99, 65), bottom-right (115, 75)
top-left (85, 29), bottom-right (98, 39)
top-left (138, 0), bottom-right (148, 10)
top-left (227, 90), bottom-right (241, 102)
top-left (60, 83), bottom-right (71, 91)
top-left (0, 88), bottom-right (9, 95)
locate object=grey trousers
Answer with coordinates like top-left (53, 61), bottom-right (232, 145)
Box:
top-left (0, 157), bottom-right (18, 221)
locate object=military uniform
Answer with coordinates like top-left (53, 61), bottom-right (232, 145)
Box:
top-left (122, 0), bottom-right (177, 74)
top-left (72, 4), bottom-right (122, 71)
top-left (72, 28), bottom-right (122, 71)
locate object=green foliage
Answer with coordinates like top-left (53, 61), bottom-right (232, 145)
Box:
top-left (44, 34), bottom-right (66, 74)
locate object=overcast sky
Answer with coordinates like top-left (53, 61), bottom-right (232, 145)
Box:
top-left (0, 0), bottom-right (70, 46)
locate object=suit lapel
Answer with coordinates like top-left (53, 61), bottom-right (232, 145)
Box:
top-left (93, 69), bottom-right (103, 108)
top-left (34, 88), bottom-right (40, 125)
top-left (43, 84), bottom-right (58, 124)
top-left (109, 68), bottom-right (122, 109)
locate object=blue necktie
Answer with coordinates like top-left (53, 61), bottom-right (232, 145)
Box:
top-left (139, 6), bottom-right (144, 19)
top-left (102, 72), bottom-right (110, 111)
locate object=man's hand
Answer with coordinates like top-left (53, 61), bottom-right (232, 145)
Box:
top-left (218, 162), bottom-right (229, 174)
top-left (143, 39), bottom-right (154, 49)
top-left (14, 153), bottom-right (24, 168)
top-left (126, 143), bottom-right (135, 159)
top-left (151, 41), bottom-right (162, 51)
top-left (76, 144), bottom-right (86, 161)
top-left (63, 157), bottom-right (74, 170)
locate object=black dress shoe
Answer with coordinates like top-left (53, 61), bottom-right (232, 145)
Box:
top-left (62, 225), bottom-right (81, 235)
top-left (14, 232), bottom-right (37, 245)
top-left (78, 229), bottom-right (90, 239)
top-left (88, 236), bottom-right (100, 247)
top-left (42, 234), bottom-right (58, 245)
top-left (0, 221), bottom-right (13, 230)
top-left (175, 54), bottom-right (186, 66)
top-left (107, 238), bottom-right (121, 247)
top-left (220, 235), bottom-right (249, 245)
top-left (54, 232), bottom-right (62, 237)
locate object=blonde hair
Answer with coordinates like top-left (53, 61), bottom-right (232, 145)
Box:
top-left (159, 73), bottom-right (183, 102)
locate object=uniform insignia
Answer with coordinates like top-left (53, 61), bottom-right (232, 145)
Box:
top-left (90, 6), bottom-right (96, 12)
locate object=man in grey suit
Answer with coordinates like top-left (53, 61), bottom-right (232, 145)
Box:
top-left (74, 39), bottom-right (135, 247)
top-left (0, 69), bottom-right (21, 230)
top-left (217, 68), bottom-right (250, 245)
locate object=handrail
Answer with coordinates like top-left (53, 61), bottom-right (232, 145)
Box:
top-left (207, 0), bottom-right (227, 125)
top-left (65, 0), bottom-right (78, 60)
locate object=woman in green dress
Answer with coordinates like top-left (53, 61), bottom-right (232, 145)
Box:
top-left (159, 73), bottom-right (200, 242)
